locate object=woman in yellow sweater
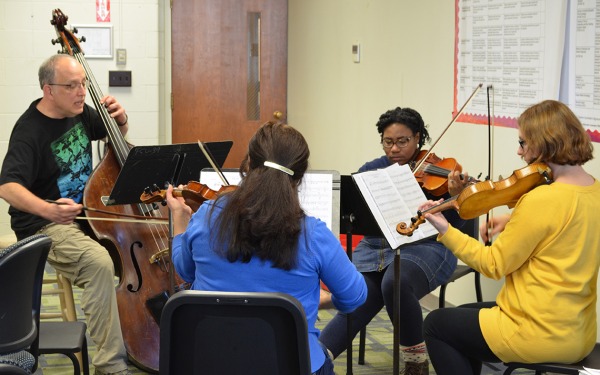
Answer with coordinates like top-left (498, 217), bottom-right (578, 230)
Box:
top-left (421, 100), bottom-right (600, 374)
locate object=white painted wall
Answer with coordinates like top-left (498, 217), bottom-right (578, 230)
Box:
top-left (0, 0), bottom-right (168, 235)
top-left (286, 0), bottom-right (600, 340)
top-left (1, 0), bottom-right (599, 336)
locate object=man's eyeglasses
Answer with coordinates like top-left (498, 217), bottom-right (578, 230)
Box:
top-left (518, 139), bottom-right (526, 149)
top-left (382, 137), bottom-right (412, 149)
top-left (48, 79), bottom-right (89, 91)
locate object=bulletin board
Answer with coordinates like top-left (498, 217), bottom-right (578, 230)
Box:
top-left (74, 25), bottom-right (113, 58)
top-left (454, 0), bottom-right (600, 143)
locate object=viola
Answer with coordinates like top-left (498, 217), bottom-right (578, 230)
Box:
top-left (140, 181), bottom-right (236, 212)
top-left (397, 162), bottom-right (553, 236)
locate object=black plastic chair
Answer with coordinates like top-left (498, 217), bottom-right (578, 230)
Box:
top-left (503, 343), bottom-right (600, 374)
top-left (159, 290), bottom-right (311, 375)
top-left (0, 234), bottom-right (51, 374)
top-left (38, 319), bottom-right (89, 375)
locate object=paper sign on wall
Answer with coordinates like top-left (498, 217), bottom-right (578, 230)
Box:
top-left (96, 0), bottom-right (111, 22)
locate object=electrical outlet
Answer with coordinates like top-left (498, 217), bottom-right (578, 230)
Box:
top-left (109, 71), bottom-right (132, 87)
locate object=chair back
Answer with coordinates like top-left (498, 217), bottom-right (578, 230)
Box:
top-left (159, 290), bottom-right (311, 375)
top-left (459, 217), bottom-right (479, 239)
top-left (0, 234), bottom-right (51, 353)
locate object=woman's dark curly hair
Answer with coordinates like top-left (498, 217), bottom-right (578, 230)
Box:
top-left (375, 107), bottom-right (431, 149)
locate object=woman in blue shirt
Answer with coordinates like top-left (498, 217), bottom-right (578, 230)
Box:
top-left (166, 121), bottom-right (367, 375)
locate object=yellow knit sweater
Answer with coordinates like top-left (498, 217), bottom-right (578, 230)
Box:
top-left (439, 180), bottom-right (600, 363)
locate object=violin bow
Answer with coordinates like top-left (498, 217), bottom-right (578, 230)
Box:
top-left (197, 141), bottom-right (230, 186)
top-left (413, 83), bottom-right (483, 174)
top-left (484, 84), bottom-right (495, 245)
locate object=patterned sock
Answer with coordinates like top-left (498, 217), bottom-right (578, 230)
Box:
top-left (401, 342), bottom-right (428, 363)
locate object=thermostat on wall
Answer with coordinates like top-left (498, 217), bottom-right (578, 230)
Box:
top-left (352, 43), bottom-right (360, 63)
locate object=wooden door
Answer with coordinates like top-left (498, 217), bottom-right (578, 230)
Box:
top-left (171, 0), bottom-right (288, 169)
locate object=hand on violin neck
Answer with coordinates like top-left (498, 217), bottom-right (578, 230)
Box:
top-left (418, 199), bottom-right (449, 235)
top-left (165, 184), bottom-right (192, 234)
top-left (448, 170), bottom-right (473, 196)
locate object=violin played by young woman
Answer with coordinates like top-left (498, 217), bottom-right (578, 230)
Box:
top-left (140, 181), bottom-right (236, 212)
top-left (397, 162), bottom-right (553, 236)
top-left (411, 150), bottom-right (475, 196)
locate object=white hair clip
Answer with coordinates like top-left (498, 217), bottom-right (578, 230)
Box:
top-left (264, 161), bottom-right (294, 176)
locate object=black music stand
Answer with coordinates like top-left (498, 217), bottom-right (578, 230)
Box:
top-left (106, 141), bottom-right (232, 319)
top-left (340, 175), bottom-right (401, 375)
top-left (106, 141), bottom-right (232, 206)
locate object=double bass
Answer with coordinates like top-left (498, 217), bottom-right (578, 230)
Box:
top-left (51, 9), bottom-right (172, 372)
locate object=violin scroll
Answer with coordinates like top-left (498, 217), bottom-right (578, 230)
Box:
top-left (396, 214), bottom-right (426, 236)
top-left (140, 184), bottom-right (167, 205)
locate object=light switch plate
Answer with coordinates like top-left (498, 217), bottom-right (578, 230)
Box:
top-left (116, 48), bottom-right (127, 66)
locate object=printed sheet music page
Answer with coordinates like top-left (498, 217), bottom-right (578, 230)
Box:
top-left (352, 163), bottom-right (438, 249)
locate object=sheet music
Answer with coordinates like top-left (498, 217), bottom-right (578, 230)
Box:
top-left (298, 173), bottom-right (333, 230)
top-left (352, 163), bottom-right (437, 249)
top-left (200, 170), bottom-right (336, 231)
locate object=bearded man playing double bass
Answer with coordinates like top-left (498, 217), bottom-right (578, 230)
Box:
top-left (0, 54), bottom-right (131, 375)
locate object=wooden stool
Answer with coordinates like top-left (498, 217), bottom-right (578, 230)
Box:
top-left (41, 271), bottom-right (78, 322)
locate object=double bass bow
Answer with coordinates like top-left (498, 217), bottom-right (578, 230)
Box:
top-left (51, 9), bottom-right (173, 372)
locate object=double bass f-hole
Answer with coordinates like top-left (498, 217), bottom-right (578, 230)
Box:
top-left (128, 241), bottom-right (143, 292)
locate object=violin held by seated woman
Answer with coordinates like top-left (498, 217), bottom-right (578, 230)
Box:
top-left (140, 181), bottom-right (236, 212)
top-left (410, 149), bottom-right (478, 196)
top-left (397, 162), bottom-right (553, 236)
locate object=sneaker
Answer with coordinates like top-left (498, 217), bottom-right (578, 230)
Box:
top-left (400, 360), bottom-right (429, 375)
top-left (94, 369), bottom-right (132, 375)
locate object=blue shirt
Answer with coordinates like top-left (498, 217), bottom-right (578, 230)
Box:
top-left (173, 198), bottom-right (367, 372)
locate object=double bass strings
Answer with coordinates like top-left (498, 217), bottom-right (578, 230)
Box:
top-left (73, 52), bottom-right (172, 266)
